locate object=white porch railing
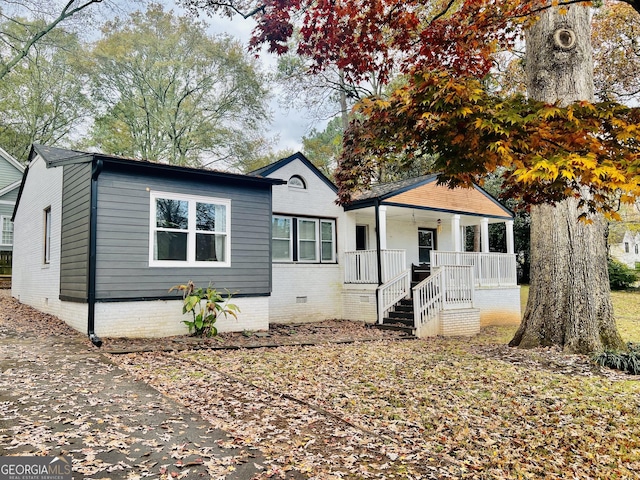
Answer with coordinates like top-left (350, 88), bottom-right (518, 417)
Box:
top-left (412, 267), bottom-right (443, 335)
top-left (377, 268), bottom-right (411, 324)
top-left (413, 265), bottom-right (475, 333)
top-left (345, 249), bottom-right (406, 284)
top-left (431, 251), bottom-right (517, 287)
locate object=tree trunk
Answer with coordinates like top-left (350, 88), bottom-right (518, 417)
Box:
top-left (509, 4), bottom-right (625, 353)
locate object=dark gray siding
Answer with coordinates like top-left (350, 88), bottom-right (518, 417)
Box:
top-left (60, 163), bottom-right (91, 300)
top-left (95, 168), bottom-right (273, 299)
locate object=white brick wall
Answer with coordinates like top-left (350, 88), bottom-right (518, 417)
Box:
top-left (341, 285), bottom-right (377, 323)
top-left (92, 296), bottom-right (269, 338)
top-left (12, 156), bottom-right (64, 319)
top-left (439, 308), bottom-right (481, 336)
top-left (267, 158), bottom-right (348, 324)
top-left (271, 264), bottom-right (343, 323)
top-left (473, 286), bottom-right (522, 326)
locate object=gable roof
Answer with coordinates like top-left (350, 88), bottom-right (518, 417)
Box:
top-left (0, 146), bottom-right (25, 173)
top-left (346, 175), bottom-right (513, 219)
top-left (249, 152), bottom-right (338, 193)
top-left (0, 147), bottom-right (25, 198)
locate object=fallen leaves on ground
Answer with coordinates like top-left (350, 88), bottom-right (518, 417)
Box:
top-left (113, 336), bottom-right (640, 479)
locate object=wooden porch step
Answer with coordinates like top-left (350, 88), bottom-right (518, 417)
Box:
top-left (382, 317), bottom-right (413, 326)
top-left (375, 323), bottom-right (416, 335)
top-left (388, 310), bottom-right (413, 320)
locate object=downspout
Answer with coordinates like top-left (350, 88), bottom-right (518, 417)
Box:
top-left (88, 158), bottom-right (103, 347)
top-left (374, 200), bottom-right (383, 323)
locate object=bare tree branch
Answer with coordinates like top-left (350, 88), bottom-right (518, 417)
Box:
top-left (0, 0), bottom-right (104, 81)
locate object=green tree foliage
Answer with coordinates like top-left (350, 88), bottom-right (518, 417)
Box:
top-left (301, 117), bottom-right (344, 179)
top-left (0, 21), bottom-right (89, 162)
top-left (86, 3), bottom-right (271, 167)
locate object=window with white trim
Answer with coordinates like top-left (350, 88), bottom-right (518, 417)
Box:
top-left (272, 215), bottom-right (335, 263)
top-left (272, 216), bottom-right (292, 261)
top-left (0, 216), bottom-right (13, 246)
top-left (150, 192), bottom-right (230, 267)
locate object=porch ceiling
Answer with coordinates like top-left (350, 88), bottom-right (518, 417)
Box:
top-left (352, 205), bottom-right (508, 226)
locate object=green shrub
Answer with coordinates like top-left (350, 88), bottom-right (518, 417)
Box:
top-left (593, 344), bottom-right (640, 375)
top-left (169, 281), bottom-right (239, 337)
top-left (608, 258), bottom-right (638, 290)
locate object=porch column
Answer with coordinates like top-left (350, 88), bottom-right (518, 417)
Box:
top-left (451, 214), bottom-right (461, 252)
top-left (379, 205), bottom-right (387, 250)
top-left (481, 217), bottom-right (490, 253)
top-left (506, 220), bottom-right (515, 254)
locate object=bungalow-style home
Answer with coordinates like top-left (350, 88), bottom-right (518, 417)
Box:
top-left (12, 144), bottom-right (283, 345)
top-left (609, 229), bottom-right (640, 269)
top-left (13, 145), bottom-right (520, 343)
top-left (253, 153), bottom-right (521, 337)
top-left (0, 147), bottom-right (24, 277)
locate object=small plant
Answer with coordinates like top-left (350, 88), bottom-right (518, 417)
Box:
top-left (169, 281), bottom-right (239, 337)
top-left (593, 344), bottom-right (640, 375)
top-left (608, 258), bottom-right (638, 290)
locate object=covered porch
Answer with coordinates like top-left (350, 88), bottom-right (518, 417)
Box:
top-left (341, 175), bottom-right (521, 336)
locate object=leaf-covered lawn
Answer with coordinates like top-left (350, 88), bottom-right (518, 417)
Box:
top-left (611, 290), bottom-right (640, 343)
top-left (115, 333), bottom-right (640, 479)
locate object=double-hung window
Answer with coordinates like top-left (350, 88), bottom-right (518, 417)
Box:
top-left (0, 216), bottom-right (13, 246)
top-left (272, 215), bottom-right (335, 263)
top-left (150, 192), bottom-right (230, 267)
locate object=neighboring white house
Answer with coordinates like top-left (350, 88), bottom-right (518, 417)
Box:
top-left (0, 147), bottom-right (24, 278)
top-left (610, 230), bottom-right (640, 269)
top-left (252, 153), bottom-right (521, 337)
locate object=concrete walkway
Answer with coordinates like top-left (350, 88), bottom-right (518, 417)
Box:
top-left (0, 298), bottom-right (278, 479)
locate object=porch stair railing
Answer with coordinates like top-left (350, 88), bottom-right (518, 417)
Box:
top-left (376, 268), bottom-right (411, 325)
top-left (412, 265), bottom-right (474, 334)
top-left (375, 265), bottom-right (475, 337)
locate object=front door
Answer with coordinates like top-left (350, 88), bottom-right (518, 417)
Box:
top-left (418, 228), bottom-right (436, 264)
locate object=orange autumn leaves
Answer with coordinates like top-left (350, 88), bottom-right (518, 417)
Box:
top-left (337, 72), bottom-right (640, 219)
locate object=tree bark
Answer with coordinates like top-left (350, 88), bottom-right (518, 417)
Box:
top-left (509, 4), bottom-right (625, 354)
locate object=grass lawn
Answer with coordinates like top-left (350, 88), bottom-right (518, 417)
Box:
top-left (117, 288), bottom-right (640, 479)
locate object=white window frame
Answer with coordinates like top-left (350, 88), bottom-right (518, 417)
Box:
top-left (149, 191), bottom-right (231, 268)
top-left (272, 215), bottom-right (293, 261)
top-left (44, 207), bottom-right (51, 265)
top-left (272, 215), bottom-right (336, 264)
top-left (297, 218), bottom-right (319, 263)
top-left (320, 219), bottom-right (336, 262)
top-left (0, 216), bottom-right (13, 246)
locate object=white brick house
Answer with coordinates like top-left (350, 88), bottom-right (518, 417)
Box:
top-left (252, 153), bottom-right (521, 336)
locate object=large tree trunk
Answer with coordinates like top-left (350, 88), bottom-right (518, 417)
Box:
top-left (509, 5), bottom-right (625, 354)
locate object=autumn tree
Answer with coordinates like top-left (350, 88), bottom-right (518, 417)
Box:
top-left (183, 0), bottom-right (640, 353)
top-left (592, 0), bottom-right (640, 102)
top-left (86, 3), bottom-right (271, 167)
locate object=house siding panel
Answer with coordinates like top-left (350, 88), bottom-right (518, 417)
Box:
top-left (387, 182), bottom-right (510, 218)
top-left (94, 168), bottom-right (273, 299)
top-left (0, 157), bottom-right (23, 190)
top-left (60, 163), bottom-right (91, 300)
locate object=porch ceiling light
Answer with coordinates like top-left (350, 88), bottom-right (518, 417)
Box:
top-left (437, 218), bottom-right (442, 234)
